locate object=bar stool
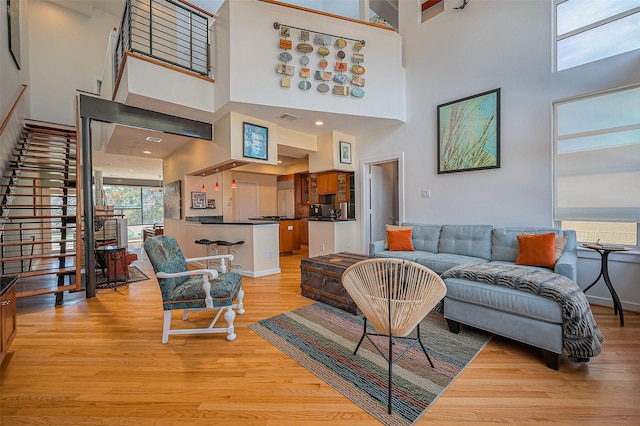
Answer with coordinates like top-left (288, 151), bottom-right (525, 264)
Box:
top-left (216, 240), bottom-right (244, 270)
top-left (195, 238), bottom-right (219, 269)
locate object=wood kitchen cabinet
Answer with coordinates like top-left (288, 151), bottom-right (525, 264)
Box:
top-left (1, 276), bottom-right (18, 364)
top-left (300, 218), bottom-right (308, 245)
top-left (336, 172), bottom-right (350, 202)
top-left (279, 219), bottom-right (301, 254)
top-left (308, 174), bottom-right (319, 204)
top-left (318, 172), bottom-right (337, 195)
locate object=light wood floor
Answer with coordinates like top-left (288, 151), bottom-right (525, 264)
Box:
top-left (2, 242), bottom-right (639, 425)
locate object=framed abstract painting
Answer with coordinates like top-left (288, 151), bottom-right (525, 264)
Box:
top-left (437, 88), bottom-right (500, 174)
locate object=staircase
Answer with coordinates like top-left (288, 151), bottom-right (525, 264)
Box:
top-left (0, 120), bottom-right (83, 302)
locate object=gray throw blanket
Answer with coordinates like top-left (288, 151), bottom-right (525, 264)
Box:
top-left (441, 263), bottom-right (603, 363)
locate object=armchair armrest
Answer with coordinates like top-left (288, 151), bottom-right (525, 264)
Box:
top-left (156, 268), bottom-right (219, 309)
top-left (186, 254), bottom-right (234, 273)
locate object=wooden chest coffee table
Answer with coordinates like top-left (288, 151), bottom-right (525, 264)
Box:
top-left (300, 253), bottom-right (374, 314)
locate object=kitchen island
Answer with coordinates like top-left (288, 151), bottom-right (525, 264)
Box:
top-left (249, 216), bottom-right (303, 254)
top-left (165, 217), bottom-right (281, 277)
top-left (308, 218), bottom-right (359, 258)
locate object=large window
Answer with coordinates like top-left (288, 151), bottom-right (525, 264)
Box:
top-left (555, 0), bottom-right (640, 71)
top-left (103, 185), bottom-right (163, 226)
top-left (553, 84), bottom-right (640, 246)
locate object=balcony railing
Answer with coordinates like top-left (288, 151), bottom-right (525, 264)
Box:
top-left (114, 0), bottom-right (211, 79)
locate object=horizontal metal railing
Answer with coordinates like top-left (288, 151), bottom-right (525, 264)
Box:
top-left (114, 0), bottom-right (210, 79)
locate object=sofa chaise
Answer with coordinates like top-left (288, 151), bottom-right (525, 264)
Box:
top-left (369, 224), bottom-right (603, 369)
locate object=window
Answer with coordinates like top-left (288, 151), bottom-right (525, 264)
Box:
top-left (102, 185), bottom-right (164, 240)
top-left (553, 84), bottom-right (640, 246)
top-left (555, 0), bottom-right (640, 71)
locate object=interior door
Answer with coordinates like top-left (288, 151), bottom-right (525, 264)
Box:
top-left (369, 162), bottom-right (396, 242)
top-left (236, 181), bottom-right (258, 220)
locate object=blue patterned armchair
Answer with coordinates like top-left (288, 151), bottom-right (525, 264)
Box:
top-left (144, 235), bottom-right (244, 343)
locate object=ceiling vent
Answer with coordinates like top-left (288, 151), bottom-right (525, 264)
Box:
top-left (277, 113), bottom-right (299, 121)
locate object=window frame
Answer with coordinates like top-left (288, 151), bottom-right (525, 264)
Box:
top-left (554, 0), bottom-right (640, 72)
top-left (552, 84), bottom-right (640, 248)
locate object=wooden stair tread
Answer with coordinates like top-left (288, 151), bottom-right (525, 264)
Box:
top-left (0, 239), bottom-right (76, 247)
top-left (15, 283), bottom-right (79, 298)
top-left (2, 225), bottom-right (77, 232)
top-left (1, 252), bottom-right (77, 262)
top-left (1, 204), bottom-right (75, 208)
top-left (2, 176), bottom-right (76, 182)
top-left (0, 214), bottom-right (76, 219)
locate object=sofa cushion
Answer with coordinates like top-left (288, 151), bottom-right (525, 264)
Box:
top-left (492, 227), bottom-right (564, 262)
top-left (415, 253), bottom-right (488, 275)
top-left (438, 225), bottom-right (493, 260)
top-left (444, 277), bottom-right (563, 324)
top-left (402, 223), bottom-right (441, 253)
top-left (374, 250), bottom-right (419, 262)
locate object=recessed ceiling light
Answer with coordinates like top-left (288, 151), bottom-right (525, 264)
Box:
top-left (142, 150), bottom-right (152, 154)
top-left (278, 160), bottom-right (282, 164)
top-left (146, 136), bottom-right (162, 143)
top-left (315, 121), bottom-right (324, 126)
top-left (129, 169), bottom-right (133, 172)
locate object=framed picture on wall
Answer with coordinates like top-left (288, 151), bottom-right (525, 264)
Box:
top-left (243, 122), bottom-right (268, 160)
top-left (7, 0), bottom-right (21, 69)
top-left (340, 141), bottom-right (352, 164)
top-left (191, 191), bottom-right (206, 209)
top-left (437, 88), bottom-right (500, 174)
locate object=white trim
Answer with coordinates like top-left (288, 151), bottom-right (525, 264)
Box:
top-left (359, 152), bottom-right (404, 253)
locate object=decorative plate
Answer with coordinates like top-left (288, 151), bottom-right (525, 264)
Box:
top-left (354, 41), bottom-right (364, 52)
top-left (318, 46), bottom-right (330, 57)
top-left (300, 55), bottom-right (310, 65)
top-left (333, 73), bottom-right (350, 84)
top-left (351, 64), bottom-right (366, 75)
top-left (335, 38), bottom-right (347, 49)
top-left (319, 59), bottom-right (329, 69)
top-left (318, 83), bottom-right (330, 93)
top-left (337, 50), bottom-right (346, 60)
top-left (297, 43), bottom-right (313, 54)
top-left (351, 87), bottom-right (365, 98)
top-left (279, 51), bottom-right (292, 62)
top-left (298, 80), bottom-right (312, 90)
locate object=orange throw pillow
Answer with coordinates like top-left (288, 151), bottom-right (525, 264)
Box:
top-left (384, 224), bottom-right (412, 249)
top-left (516, 233), bottom-right (556, 269)
top-left (387, 229), bottom-right (415, 251)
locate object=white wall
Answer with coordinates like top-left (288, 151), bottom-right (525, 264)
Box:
top-left (28, 1), bottom-right (118, 125)
top-left (353, 0), bottom-right (640, 310)
top-left (216, 0), bottom-right (406, 122)
top-left (1, 0), bottom-right (30, 183)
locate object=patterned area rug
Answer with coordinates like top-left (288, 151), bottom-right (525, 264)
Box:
top-left (249, 302), bottom-right (491, 426)
top-left (70, 266), bottom-right (150, 288)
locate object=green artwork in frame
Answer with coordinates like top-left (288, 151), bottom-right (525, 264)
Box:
top-left (437, 88), bottom-right (500, 174)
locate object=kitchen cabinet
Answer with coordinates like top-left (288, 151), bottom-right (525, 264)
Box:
top-left (318, 172), bottom-right (337, 195)
top-left (300, 218), bottom-right (308, 245)
top-left (279, 219), bottom-right (301, 254)
top-left (309, 174), bottom-right (319, 204)
top-left (336, 172), bottom-right (349, 202)
top-left (1, 276), bottom-right (18, 364)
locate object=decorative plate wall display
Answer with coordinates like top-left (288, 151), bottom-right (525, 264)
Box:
top-left (273, 23), bottom-right (367, 99)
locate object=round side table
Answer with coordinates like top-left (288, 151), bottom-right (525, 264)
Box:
top-left (581, 243), bottom-right (630, 326)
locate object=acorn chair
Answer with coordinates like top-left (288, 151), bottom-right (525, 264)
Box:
top-left (144, 235), bottom-right (244, 343)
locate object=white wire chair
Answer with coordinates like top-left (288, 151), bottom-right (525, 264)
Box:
top-left (342, 258), bottom-right (447, 414)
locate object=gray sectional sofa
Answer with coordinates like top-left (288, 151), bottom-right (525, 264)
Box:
top-left (369, 224), bottom-right (579, 369)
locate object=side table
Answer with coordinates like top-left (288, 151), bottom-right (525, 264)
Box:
top-left (95, 245), bottom-right (129, 291)
top-left (581, 243), bottom-right (630, 326)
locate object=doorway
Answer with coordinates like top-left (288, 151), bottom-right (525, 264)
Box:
top-left (361, 153), bottom-right (403, 252)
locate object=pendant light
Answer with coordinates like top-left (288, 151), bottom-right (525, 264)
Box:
top-left (231, 179), bottom-right (237, 189)
top-left (201, 173), bottom-right (206, 192)
top-left (214, 169), bottom-right (220, 191)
